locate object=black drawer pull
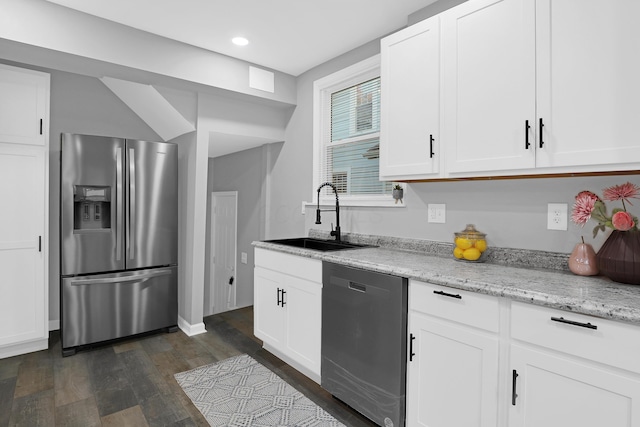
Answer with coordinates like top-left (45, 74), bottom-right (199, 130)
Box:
top-left (281, 289), bottom-right (286, 306)
top-left (433, 290), bottom-right (462, 299)
top-left (539, 117), bottom-right (544, 148)
top-left (512, 370), bottom-right (518, 406)
top-left (525, 120), bottom-right (531, 149)
top-left (277, 288), bottom-right (282, 306)
top-left (409, 333), bottom-right (416, 362)
top-left (551, 316), bottom-right (597, 330)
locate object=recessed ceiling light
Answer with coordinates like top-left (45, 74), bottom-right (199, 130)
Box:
top-left (232, 37), bottom-right (249, 46)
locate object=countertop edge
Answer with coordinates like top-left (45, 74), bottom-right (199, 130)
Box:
top-left (253, 241), bottom-right (640, 326)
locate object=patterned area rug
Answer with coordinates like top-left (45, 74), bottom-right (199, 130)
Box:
top-left (174, 354), bottom-right (346, 427)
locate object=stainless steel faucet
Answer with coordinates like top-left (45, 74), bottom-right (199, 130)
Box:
top-left (315, 182), bottom-right (341, 242)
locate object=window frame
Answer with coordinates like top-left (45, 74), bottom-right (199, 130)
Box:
top-left (312, 55), bottom-right (403, 207)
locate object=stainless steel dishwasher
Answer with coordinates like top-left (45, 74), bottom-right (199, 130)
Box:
top-left (322, 262), bottom-right (408, 427)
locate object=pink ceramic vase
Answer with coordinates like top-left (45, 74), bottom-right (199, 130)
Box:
top-left (568, 242), bottom-right (598, 276)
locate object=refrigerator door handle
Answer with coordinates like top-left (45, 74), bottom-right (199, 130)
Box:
top-left (115, 147), bottom-right (123, 261)
top-left (68, 269), bottom-right (173, 286)
top-left (128, 147), bottom-right (136, 261)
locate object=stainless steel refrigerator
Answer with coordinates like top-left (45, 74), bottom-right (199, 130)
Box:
top-left (60, 133), bottom-right (178, 356)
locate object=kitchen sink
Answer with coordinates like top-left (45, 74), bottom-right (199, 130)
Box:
top-left (265, 237), bottom-right (374, 252)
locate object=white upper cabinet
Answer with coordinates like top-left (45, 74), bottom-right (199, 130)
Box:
top-left (382, 0), bottom-right (640, 179)
top-left (534, 0), bottom-right (640, 170)
top-left (442, 0), bottom-right (537, 175)
top-left (0, 65), bottom-right (48, 146)
top-left (380, 15), bottom-right (441, 180)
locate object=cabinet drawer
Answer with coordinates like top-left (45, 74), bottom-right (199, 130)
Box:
top-left (409, 280), bottom-right (500, 333)
top-left (255, 248), bottom-right (322, 283)
top-left (511, 301), bottom-right (640, 374)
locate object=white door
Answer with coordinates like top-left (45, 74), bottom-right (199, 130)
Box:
top-left (510, 344), bottom-right (640, 427)
top-left (253, 266), bottom-right (285, 347)
top-left (208, 192), bottom-right (237, 316)
top-left (283, 277), bottom-right (322, 377)
top-left (380, 14), bottom-right (441, 179)
top-left (406, 313), bottom-right (500, 427)
top-left (534, 0), bottom-right (640, 169)
top-left (0, 145), bottom-right (47, 348)
top-left (0, 65), bottom-right (48, 146)
top-left (442, 0), bottom-right (536, 174)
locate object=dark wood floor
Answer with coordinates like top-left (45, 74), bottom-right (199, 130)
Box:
top-left (0, 307), bottom-right (376, 427)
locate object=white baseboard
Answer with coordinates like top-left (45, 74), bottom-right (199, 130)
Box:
top-left (178, 315), bottom-right (207, 336)
top-left (0, 339), bottom-right (48, 359)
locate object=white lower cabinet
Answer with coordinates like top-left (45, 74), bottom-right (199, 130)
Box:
top-left (509, 344), bottom-right (640, 427)
top-left (406, 280), bottom-right (500, 427)
top-left (407, 283), bottom-right (640, 427)
top-left (253, 248), bottom-right (322, 382)
top-left (509, 302), bottom-right (640, 427)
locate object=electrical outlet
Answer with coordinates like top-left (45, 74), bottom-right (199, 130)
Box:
top-left (241, 252), bottom-right (248, 264)
top-left (547, 203), bottom-right (568, 230)
top-left (428, 204), bottom-right (446, 223)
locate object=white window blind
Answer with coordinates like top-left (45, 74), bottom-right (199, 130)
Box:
top-left (318, 75), bottom-right (392, 200)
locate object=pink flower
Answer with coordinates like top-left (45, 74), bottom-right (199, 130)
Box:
top-left (571, 191), bottom-right (599, 226)
top-left (612, 211), bottom-right (635, 231)
top-left (603, 182), bottom-right (640, 204)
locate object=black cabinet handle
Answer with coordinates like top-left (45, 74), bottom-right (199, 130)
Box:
top-left (40, 119), bottom-right (43, 135)
top-left (409, 333), bottom-right (416, 362)
top-left (539, 118), bottom-right (544, 148)
top-left (551, 316), bottom-right (597, 330)
top-left (512, 370), bottom-right (519, 406)
top-left (277, 288), bottom-right (282, 306)
top-left (525, 120), bottom-right (531, 149)
top-left (281, 289), bottom-right (286, 306)
top-left (39, 236), bottom-right (42, 252)
top-left (429, 134), bottom-right (435, 158)
top-left (433, 290), bottom-right (462, 299)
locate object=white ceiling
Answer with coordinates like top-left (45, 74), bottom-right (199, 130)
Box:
top-left (43, 0), bottom-right (437, 76)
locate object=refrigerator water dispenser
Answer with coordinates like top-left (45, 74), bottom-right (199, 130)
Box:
top-left (73, 185), bottom-right (111, 230)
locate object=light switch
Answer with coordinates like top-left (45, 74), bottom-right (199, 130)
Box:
top-left (241, 252), bottom-right (248, 264)
top-left (428, 204), bottom-right (446, 223)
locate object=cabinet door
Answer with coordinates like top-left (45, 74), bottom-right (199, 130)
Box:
top-left (283, 277), bottom-right (322, 377)
top-left (0, 64), bottom-right (49, 146)
top-left (253, 267), bottom-right (285, 348)
top-left (442, 0), bottom-right (536, 175)
top-left (0, 145), bottom-right (47, 351)
top-left (535, 0), bottom-right (640, 169)
top-left (380, 15), bottom-right (441, 180)
top-left (406, 313), bottom-right (499, 427)
top-left (510, 344), bottom-right (640, 427)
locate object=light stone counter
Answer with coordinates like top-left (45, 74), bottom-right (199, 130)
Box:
top-left (253, 232), bottom-right (640, 326)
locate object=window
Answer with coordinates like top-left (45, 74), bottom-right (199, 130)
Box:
top-left (313, 55), bottom-right (398, 207)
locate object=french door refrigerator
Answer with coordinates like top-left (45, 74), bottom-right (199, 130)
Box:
top-left (60, 133), bottom-right (178, 356)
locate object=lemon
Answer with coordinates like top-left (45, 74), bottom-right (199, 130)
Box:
top-left (463, 247), bottom-right (481, 261)
top-left (453, 247), bottom-right (464, 259)
top-left (456, 237), bottom-right (473, 250)
top-left (474, 239), bottom-right (487, 253)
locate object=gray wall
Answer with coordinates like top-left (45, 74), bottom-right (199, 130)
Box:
top-left (207, 144), bottom-right (272, 310)
top-left (266, 36), bottom-right (636, 256)
top-left (47, 66), bottom-right (161, 325)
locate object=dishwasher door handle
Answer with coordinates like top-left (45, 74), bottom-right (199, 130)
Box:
top-left (348, 281), bottom-right (367, 292)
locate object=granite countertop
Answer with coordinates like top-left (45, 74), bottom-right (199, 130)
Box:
top-left (253, 231), bottom-right (640, 326)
